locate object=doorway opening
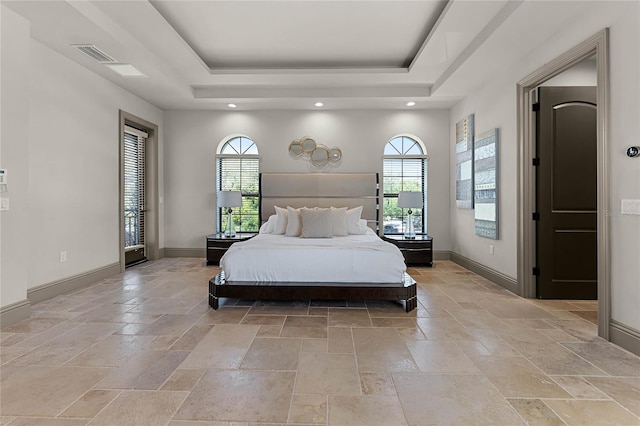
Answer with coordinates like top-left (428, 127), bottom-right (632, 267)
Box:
top-left (517, 29), bottom-right (610, 339)
top-left (119, 111), bottom-right (160, 272)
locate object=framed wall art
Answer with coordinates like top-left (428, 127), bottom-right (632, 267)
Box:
top-left (474, 128), bottom-right (499, 239)
top-left (455, 114), bottom-right (474, 209)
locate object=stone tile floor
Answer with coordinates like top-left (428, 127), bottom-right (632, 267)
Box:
top-left (1, 258), bottom-right (639, 425)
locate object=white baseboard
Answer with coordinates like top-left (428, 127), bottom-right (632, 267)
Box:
top-left (163, 248), bottom-right (206, 258)
top-left (27, 262), bottom-right (121, 305)
top-left (433, 250), bottom-right (451, 261)
top-left (449, 252), bottom-right (518, 293)
top-left (0, 299), bottom-right (31, 328)
top-left (610, 320), bottom-right (640, 357)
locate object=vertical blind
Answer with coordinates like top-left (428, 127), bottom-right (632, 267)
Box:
top-left (124, 127), bottom-right (146, 248)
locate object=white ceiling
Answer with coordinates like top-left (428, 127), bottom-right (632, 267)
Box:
top-left (3, 0), bottom-right (598, 111)
top-left (151, 0), bottom-right (448, 70)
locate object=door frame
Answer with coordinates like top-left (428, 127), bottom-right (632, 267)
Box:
top-left (119, 110), bottom-right (160, 272)
top-left (516, 29), bottom-right (610, 339)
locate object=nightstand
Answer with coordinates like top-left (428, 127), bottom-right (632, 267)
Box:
top-left (206, 233), bottom-right (255, 265)
top-left (382, 234), bottom-right (433, 266)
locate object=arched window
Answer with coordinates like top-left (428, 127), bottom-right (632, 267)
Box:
top-left (216, 136), bottom-right (260, 233)
top-left (383, 135), bottom-right (428, 235)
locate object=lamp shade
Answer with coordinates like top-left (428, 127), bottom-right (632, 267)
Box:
top-left (397, 191), bottom-right (423, 208)
top-left (217, 190), bottom-right (242, 208)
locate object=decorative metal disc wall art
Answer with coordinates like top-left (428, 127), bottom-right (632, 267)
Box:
top-left (289, 139), bottom-right (304, 157)
top-left (289, 136), bottom-right (342, 172)
top-left (328, 148), bottom-right (342, 162)
top-left (301, 136), bottom-right (317, 155)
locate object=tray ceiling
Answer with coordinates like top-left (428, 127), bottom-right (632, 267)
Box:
top-left (2, 0), bottom-right (601, 110)
top-left (151, 0), bottom-right (447, 70)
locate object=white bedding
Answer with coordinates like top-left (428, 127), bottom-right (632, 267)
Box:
top-left (220, 229), bottom-right (406, 283)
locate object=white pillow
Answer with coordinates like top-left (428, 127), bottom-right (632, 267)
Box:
top-left (286, 206), bottom-right (303, 236)
top-left (300, 208), bottom-right (333, 238)
top-left (273, 206), bottom-right (288, 235)
top-left (259, 215), bottom-right (276, 234)
top-left (330, 207), bottom-right (348, 236)
top-left (346, 206), bottom-right (366, 234)
top-left (358, 219), bottom-right (370, 233)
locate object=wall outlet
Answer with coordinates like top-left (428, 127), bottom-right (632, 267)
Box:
top-left (0, 198), bottom-right (9, 211)
top-left (59, 251), bottom-right (67, 262)
top-left (489, 245), bottom-right (494, 255)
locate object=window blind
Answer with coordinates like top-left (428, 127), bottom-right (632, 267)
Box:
top-left (217, 156), bottom-right (260, 233)
top-left (124, 131), bottom-right (145, 248)
top-left (383, 157), bottom-right (427, 234)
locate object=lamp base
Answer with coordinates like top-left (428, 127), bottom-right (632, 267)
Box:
top-left (225, 209), bottom-right (236, 237)
top-left (404, 211), bottom-right (416, 239)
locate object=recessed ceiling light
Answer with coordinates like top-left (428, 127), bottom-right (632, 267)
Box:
top-left (227, 103), bottom-right (237, 108)
top-left (105, 63), bottom-right (146, 78)
top-left (315, 102), bottom-right (324, 107)
top-left (406, 101), bottom-right (416, 107)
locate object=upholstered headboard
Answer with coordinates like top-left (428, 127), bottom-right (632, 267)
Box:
top-left (259, 173), bottom-right (380, 231)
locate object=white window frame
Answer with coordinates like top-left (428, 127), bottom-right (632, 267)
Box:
top-left (382, 134), bottom-right (429, 235)
top-left (216, 135), bottom-right (260, 234)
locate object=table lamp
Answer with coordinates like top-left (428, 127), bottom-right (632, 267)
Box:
top-left (397, 191), bottom-right (423, 239)
top-left (218, 190), bottom-right (242, 237)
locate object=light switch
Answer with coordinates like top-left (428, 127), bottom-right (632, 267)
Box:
top-left (0, 198), bottom-right (9, 211)
top-left (621, 199), bottom-right (640, 215)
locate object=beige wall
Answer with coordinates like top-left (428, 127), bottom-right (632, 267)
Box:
top-left (1, 7), bottom-right (30, 308)
top-left (162, 109), bottom-right (451, 250)
top-left (0, 5), bottom-right (164, 311)
top-left (449, 1), bottom-right (640, 330)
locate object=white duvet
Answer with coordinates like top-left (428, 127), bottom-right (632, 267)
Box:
top-left (220, 229), bottom-right (406, 283)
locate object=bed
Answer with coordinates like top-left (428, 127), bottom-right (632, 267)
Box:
top-left (208, 173), bottom-right (417, 312)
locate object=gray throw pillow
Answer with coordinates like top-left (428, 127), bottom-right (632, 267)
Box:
top-left (300, 208), bottom-right (333, 238)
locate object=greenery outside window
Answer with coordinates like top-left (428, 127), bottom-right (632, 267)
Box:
top-left (383, 135), bottom-right (428, 235)
top-left (216, 136), bottom-right (260, 233)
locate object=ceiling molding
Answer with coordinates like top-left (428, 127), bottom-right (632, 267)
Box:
top-left (143, 1), bottom-right (210, 73)
top-left (208, 66), bottom-right (409, 76)
top-left (430, 0), bottom-right (524, 95)
top-left (151, 0), bottom-right (448, 74)
top-left (408, 0), bottom-right (454, 72)
top-left (192, 85), bottom-right (431, 100)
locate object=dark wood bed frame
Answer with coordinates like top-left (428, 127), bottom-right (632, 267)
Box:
top-left (209, 272), bottom-right (417, 312)
top-left (208, 172), bottom-right (418, 312)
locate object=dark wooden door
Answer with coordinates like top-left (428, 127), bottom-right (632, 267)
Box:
top-left (536, 86), bottom-right (597, 299)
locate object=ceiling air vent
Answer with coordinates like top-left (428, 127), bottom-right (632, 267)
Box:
top-left (72, 44), bottom-right (116, 63)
